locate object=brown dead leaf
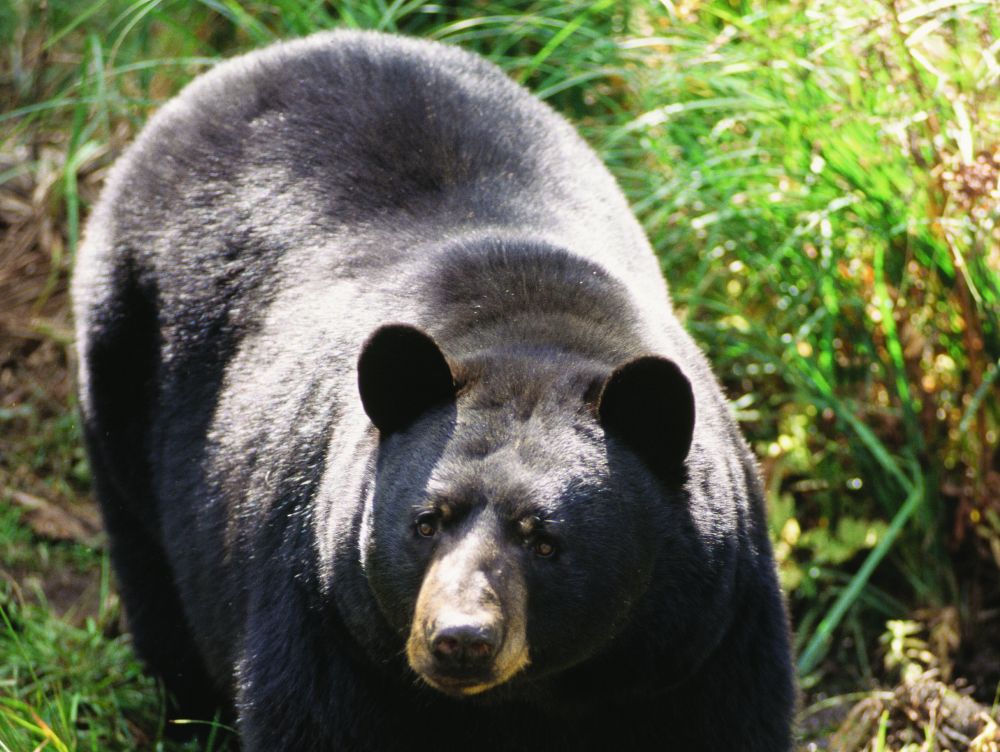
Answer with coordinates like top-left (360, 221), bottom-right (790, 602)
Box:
top-left (6, 487), bottom-right (102, 544)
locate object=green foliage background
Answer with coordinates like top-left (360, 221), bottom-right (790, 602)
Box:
top-left (1, 0), bottom-right (998, 749)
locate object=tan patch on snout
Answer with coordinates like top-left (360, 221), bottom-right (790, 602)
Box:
top-left (407, 542), bottom-right (530, 696)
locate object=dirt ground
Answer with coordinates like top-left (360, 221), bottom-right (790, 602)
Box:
top-left (1, 142), bottom-right (104, 618)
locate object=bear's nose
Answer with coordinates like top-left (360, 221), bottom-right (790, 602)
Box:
top-left (430, 623), bottom-right (499, 670)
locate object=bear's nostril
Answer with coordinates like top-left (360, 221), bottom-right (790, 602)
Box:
top-left (433, 635), bottom-right (460, 657)
top-left (467, 640), bottom-right (491, 659)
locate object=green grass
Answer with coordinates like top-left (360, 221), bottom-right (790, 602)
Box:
top-left (600, 1), bottom-right (1000, 683)
top-left (2, 0), bottom-right (998, 748)
top-left (0, 502), bottom-right (235, 750)
top-left (0, 506), bottom-right (150, 751)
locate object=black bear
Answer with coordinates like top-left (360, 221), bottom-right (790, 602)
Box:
top-left (74, 31), bottom-right (795, 751)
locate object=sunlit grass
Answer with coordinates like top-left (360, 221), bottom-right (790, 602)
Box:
top-left (598, 0), bottom-right (998, 684)
top-left (0, 529), bottom-right (157, 751)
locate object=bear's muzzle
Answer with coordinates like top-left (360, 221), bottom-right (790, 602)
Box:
top-left (406, 518), bottom-right (530, 696)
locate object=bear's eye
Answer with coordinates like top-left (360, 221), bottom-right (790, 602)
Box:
top-left (533, 538), bottom-right (556, 558)
top-left (415, 512), bottom-right (439, 538)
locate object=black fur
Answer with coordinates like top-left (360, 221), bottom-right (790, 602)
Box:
top-left (74, 31), bottom-right (795, 751)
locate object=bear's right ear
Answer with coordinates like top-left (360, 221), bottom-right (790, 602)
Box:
top-left (358, 324), bottom-right (456, 435)
top-left (596, 355), bottom-right (695, 477)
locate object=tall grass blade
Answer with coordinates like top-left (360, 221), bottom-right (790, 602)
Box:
top-left (798, 476), bottom-right (925, 676)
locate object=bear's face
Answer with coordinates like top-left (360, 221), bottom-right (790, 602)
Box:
top-left (357, 325), bottom-right (695, 697)
top-left (367, 395), bottom-right (661, 695)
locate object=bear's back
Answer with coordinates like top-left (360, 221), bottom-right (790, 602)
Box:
top-left (76, 32), bottom-right (666, 339)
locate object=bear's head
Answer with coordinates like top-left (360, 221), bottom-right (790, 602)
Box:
top-left (357, 324), bottom-right (695, 697)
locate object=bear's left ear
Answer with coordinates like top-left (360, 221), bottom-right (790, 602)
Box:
top-left (358, 324), bottom-right (456, 435)
top-left (596, 355), bottom-right (695, 475)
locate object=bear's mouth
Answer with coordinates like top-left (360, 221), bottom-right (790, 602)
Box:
top-left (410, 649), bottom-right (531, 697)
top-left (406, 613), bottom-right (532, 698)
top-left (416, 670), bottom-right (500, 697)
top-left (405, 609), bottom-right (533, 698)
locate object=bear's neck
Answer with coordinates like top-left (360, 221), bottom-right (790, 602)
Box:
top-left (421, 236), bottom-right (649, 364)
